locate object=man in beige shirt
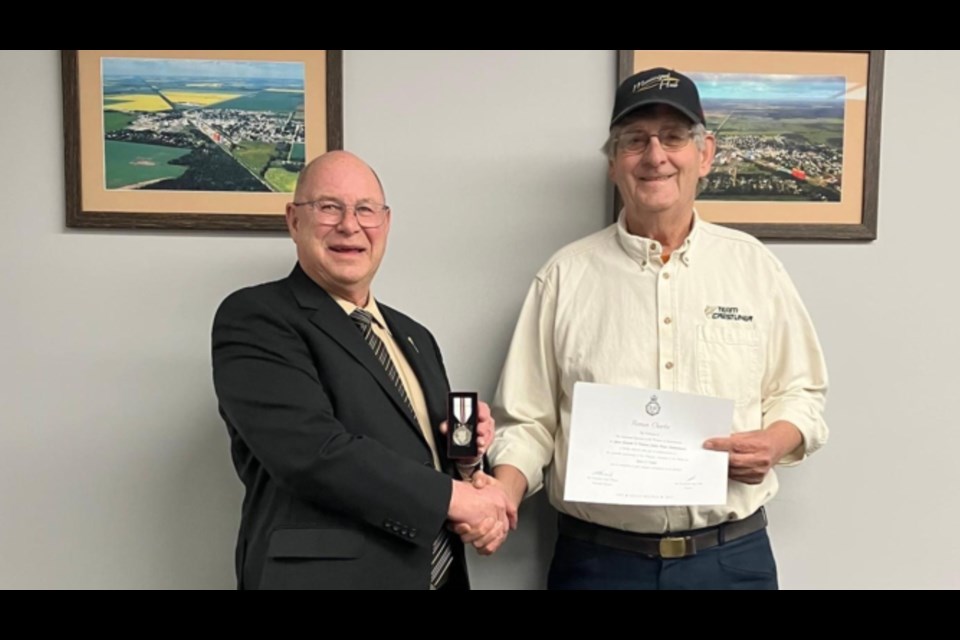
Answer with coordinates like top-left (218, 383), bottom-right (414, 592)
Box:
top-left (485, 68), bottom-right (828, 589)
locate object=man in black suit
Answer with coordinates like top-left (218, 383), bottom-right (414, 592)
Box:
top-left (212, 151), bottom-right (515, 590)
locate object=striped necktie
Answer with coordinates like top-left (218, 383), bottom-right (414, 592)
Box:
top-left (349, 308), bottom-right (454, 589)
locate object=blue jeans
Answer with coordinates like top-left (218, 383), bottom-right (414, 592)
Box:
top-left (547, 528), bottom-right (779, 590)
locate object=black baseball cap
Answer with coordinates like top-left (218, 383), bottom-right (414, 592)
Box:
top-left (611, 67), bottom-right (706, 127)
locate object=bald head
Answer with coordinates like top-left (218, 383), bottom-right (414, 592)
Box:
top-left (294, 151), bottom-right (385, 204)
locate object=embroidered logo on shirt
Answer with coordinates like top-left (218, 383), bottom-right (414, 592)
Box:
top-left (704, 305), bottom-right (754, 323)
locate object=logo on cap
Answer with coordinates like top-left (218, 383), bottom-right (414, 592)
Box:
top-left (633, 73), bottom-right (680, 94)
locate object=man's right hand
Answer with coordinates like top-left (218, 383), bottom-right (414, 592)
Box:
top-left (447, 479), bottom-right (517, 555)
top-left (483, 465), bottom-right (527, 511)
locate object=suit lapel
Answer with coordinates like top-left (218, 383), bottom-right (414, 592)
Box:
top-left (287, 265), bottom-right (423, 439)
top-left (382, 306), bottom-right (441, 419)
top-left (382, 304), bottom-right (451, 470)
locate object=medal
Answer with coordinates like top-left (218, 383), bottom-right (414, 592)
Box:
top-left (452, 395), bottom-right (473, 446)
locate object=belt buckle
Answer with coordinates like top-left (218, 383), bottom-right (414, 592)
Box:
top-left (659, 536), bottom-right (692, 559)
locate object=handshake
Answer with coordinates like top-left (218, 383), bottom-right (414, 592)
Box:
top-left (440, 400), bottom-right (526, 556)
top-left (446, 469), bottom-right (521, 556)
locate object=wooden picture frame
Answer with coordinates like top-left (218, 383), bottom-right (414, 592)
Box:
top-left (618, 50), bottom-right (883, 240)
top-left (62, 50), bottom-right (342, 231)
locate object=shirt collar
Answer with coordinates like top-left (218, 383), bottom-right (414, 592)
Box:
top-left (332, 292), bottom-right (389, 331)
top-left (615, 209), bottom-right (702, 269)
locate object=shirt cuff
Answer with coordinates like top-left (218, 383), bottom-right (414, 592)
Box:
top-left (764, 405), bottom-right (828, 465)
top-left (455, 459), bottom-right (482, 479)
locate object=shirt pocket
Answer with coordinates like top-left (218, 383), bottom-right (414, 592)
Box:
top-left (697, 324), bottom-right (761, 408)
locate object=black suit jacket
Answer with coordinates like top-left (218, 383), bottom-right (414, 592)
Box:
top-left (212, 264), bottom-right (466, 589)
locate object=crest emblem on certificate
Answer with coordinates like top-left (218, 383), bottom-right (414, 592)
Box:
top-left (645, 395), bottom-right (661, 416)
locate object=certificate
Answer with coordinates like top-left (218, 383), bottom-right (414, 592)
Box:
top-left (564, 382), bottom-right (733, 506)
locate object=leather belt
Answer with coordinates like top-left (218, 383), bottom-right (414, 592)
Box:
top-left (557, 509), bottom-right (767, 559)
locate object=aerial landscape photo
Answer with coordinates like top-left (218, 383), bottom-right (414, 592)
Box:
top-left (690, 72), bottom-right (846, 203)
top-left (102, 57), bottom-right (306, 193)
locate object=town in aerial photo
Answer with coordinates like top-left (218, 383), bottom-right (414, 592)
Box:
top-left (102, 57), bottom-right (306, 193)
top-left (690, 72), bottom-right (846, 203)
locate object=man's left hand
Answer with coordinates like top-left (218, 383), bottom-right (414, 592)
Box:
top-left (703, 421), bottom-right (803, 484)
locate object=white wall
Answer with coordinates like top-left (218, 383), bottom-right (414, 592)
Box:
top-left (0, 50), bottom-right (956, 589)
top-left (765, 51), bottom-right (960, 589)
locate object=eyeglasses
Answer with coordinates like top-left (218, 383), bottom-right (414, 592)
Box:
top-left (616, 127), bottom-right (694, 155)
top-left (292, 198), bottom-right (390, 228)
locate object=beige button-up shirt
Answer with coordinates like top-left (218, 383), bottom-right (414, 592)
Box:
top-left (488, 214), bottom-right (828, 533)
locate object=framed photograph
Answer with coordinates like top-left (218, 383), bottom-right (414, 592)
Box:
top-left (618, 50), bottom-right (884, 240)
top-left (62, 50), bottom-right (342, 231)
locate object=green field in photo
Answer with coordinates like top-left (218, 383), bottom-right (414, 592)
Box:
top-left (212, 91), bottom-right (304, 112)
top-left (265, 167), bottom-right (298, 193)
top-left (104, 111), bottom-right (137, 133)
top-left (105, 141), bottom-right (190, 189)
top-left (234, 142), bottom-right (277, 175)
